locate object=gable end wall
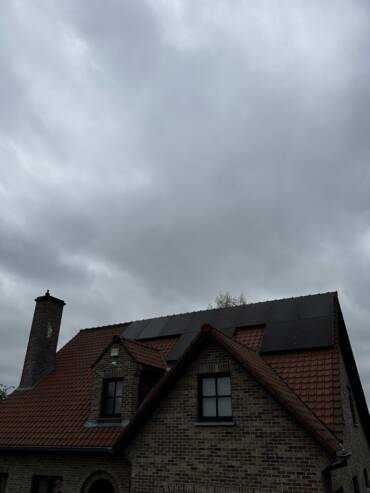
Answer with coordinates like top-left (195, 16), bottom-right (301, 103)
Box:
top-left (126, 340), bottom-right (330, 493)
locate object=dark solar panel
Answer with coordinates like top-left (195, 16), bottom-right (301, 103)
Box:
top-left (122, 319), bottom-right (150, 339)
top-left (299, 294), bottom-right (334, 319)
top-left (260, 316), bottom-right (334, 353)
top-left (139, 316), bottom-right (171, 339)
top-left (122, 293), bottom-right (336, 355)
top-left (159, 313), bottom-right (195, 337)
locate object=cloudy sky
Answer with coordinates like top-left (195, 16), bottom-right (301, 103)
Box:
top-left (0, 1), bottom-right (369, 404)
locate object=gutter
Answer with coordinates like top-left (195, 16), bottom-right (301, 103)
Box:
top-left (322, 450), bottom-right (351, 493)
top-left (0, 445), bottom-right (114, 455)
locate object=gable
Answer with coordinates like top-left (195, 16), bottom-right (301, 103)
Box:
top-left (115, 327), bottom-right (342, 455)
top-left (125, 339), bottom-right (330, 492)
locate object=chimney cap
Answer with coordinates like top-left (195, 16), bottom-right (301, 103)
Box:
top-left (35, 290), bottom-right (66, 306)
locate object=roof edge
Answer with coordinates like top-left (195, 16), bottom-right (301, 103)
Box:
top-left (0, 445), bottom-right (113, 455)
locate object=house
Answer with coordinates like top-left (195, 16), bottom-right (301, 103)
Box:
top-left (0, 290), bottom-right (369, 492)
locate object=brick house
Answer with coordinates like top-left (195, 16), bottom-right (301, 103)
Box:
top-left (0, 291), bottom-right (369, 492)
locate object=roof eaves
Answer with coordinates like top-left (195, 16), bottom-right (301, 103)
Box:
top-left (0, 445), bottom-right (114, 455)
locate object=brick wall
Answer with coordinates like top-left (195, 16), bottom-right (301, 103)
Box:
top-left (0, 452), bottom-right (130, 493)
top-left (125, 340), bottom-right (331, 493)
top-left (331, 349), bottom-right (370, 492)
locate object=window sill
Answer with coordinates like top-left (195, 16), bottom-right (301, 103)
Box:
top-left (194, 421), bottom-right (235, 427)
top-left (84, 418), bottom-right (129, 428)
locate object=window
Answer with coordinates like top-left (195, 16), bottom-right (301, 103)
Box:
top-left (364, 468), bottom-right (370, 488)
top-left (199, 374), bottom-right (232, 420)
top-left (348, 386), bottom-right (358, 425)
top-left (0, 474), bottom-right (8, 493)
top-left (31, 476), bottom-right (62, 493)
top-left (101, 379), bottom-right (123, 417)
top-left (353, 476), bottom-right (360, 493)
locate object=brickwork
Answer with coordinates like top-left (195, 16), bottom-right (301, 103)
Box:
top-left (0, 452), bottom-right (130, 493)
top-left (126, 340), bottom-right (331, 492)
top-left (19, 294), bottom-right (65, 389)
top-left (330, 350), bottom-right (370, 492)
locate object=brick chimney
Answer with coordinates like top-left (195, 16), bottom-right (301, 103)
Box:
top-left (19, 291), bottom-right (66, 389)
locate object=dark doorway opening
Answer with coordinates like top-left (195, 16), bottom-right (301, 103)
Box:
top-left (88, 478), bottom-right (116, 493)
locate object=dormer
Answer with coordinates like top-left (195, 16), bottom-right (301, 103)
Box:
top-left (86, 336), bottom-right (167, 427)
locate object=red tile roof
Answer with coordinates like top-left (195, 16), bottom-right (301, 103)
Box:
top-left (0, 326), bottom-right (127, 449)
top-left (209, 328), bottom-right (343, 455)
top-left (140, 336), bottom-right (179, 358)
top-left (0, 319), bottom-right (344, 453)
top-left (234, 326), bottom-right (344, 440)
top-left (122, 339), bottom-right (167, 370)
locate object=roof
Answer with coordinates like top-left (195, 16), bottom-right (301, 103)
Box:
top-left (0, 325), bottom-right (126, 450)
top-left (0, 292), bottom-right (367, 454)
top-left (113, 326), bottom-right (343, 455)
top-left (93, 337), bottom-right (167, 370)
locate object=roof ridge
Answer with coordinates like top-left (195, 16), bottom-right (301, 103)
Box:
top-left (82, 291), bottom-right (338, 332)
top-left (80, 322), bottom-right (130, 332)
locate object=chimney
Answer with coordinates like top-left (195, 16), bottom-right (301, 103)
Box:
top-left (19, 291), bottom-right (66, 389)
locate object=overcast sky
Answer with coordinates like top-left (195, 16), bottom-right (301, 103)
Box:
top-left (0, 1), bottom-right (369, 404)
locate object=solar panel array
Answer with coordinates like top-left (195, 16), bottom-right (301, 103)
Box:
top-left (122, 292), bottom-right (336, 359)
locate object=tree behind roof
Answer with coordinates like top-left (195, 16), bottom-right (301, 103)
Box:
top-left (209, 292), bottom-right (247, 309)
top-left (0, 385), bottom-right (13, 401)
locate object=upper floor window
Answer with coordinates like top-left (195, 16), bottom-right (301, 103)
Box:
top-left (101, 379), bottom-right (123, 417)
top-left (0, 473), bottom-right (8, 493)
top-left (199, 374), bottom-right (232, 420)
top-left (31, 475), bottom-right (62, 493)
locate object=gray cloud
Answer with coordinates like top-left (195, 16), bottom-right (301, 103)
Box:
top-left (0, 0), bottom-right (370, 404)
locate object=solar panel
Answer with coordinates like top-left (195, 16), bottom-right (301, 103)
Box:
top-left (122, 319), bottom-right (150, 339)
top-left (139, 316), bottom-right (171, 339)
top-left (122, 293), bottom-right (336, 355)
top-left (260, 316), bottom-right (333, 353)
top-left (299, 294), bottom-right (334, 319)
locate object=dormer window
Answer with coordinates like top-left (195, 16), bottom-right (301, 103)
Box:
top-left (199, 374), bottom-right (232, 420)
top-left (101, 378), bottom-right (123, 418)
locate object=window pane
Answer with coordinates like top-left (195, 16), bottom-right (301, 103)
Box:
top-left (202, 378), bottom-right (216, 396)
top-left (113, 397), bottom-right (122, 415)
top-left (103, 397), bottom-right (115, 416)
top-left (218, 397), bottom-right (232, 417)
top-left (202, 397), bottom-right (217, 417)
top-left (217, 376), bottom-right (231, 395)
top-left (115, 380), bottom-right (123, 397)
top-left (107, 381), bottom-right (116, 397)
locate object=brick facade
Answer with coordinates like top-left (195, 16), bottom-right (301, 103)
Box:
top-left (126, 341), bottom-right (331, 493)
top-left (0, 452), bottom-right (130, 493)
top-left (330, 351), bottom-right (370, 492)
top-left (19, 293), bottom-right (65, 390)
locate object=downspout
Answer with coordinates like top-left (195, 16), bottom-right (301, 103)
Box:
top-left (322, 450), bottom-right (351, 493)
